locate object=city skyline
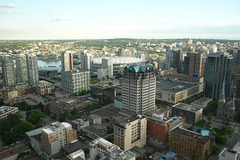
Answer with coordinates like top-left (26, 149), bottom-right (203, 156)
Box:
top-left (0, 0), bottom-right (240, 40)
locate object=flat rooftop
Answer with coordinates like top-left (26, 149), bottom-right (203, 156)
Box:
top-left (172, 103), bottom-right (202, 113)
top-left (156, 79), bottom-right (196, 93)
top-left (0, 106), bottom-right (18, 114)
top-left (172, 127), bottom-right (210, 144)
top-left (91, 105), bottom-right (121, 119)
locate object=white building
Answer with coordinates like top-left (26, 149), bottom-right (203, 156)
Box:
top-left (62, 51), bottom-right (73, 72)
top-left (67, 149), bottom-right (85, 160)
top-left (102, 58), bottom-right (113, 78)
top-left (0, 106), bottom-right (18, 119)
top-left (89, 138), bottom-right (136, 160)
top-left (81, 53), bottom-right (92, 73)
top-left (219, 148), bottom-right (239, 160)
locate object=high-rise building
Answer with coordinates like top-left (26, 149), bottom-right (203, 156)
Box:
top-left (26, 53), bottom-right (39, 86)
top-left (1, 54), bottom-right (16, 88)
top-left (81, 53), bottom-right (92, 72)
top-left (61, 71), bottom-right (90, 95)
top-left (172, 50), bottom-right (182, 73)
top-left (61, 51), bottom-right (73, 72)
top-left (16, 54), bottom-right (28, 84)
top-left (42, 122), bottom-right (77, 156)
top-left (184, 52), bottom-right (204, 77)
top-left (102, 58), bottom-right (113, 78)
top-left (204, 53), bottom-right (234, 98)
top-left (113, 115), bottom-right (147, 151)
top-left (121, 64), bottom-right (156, 115)
top-left (170, 127), bottom-right (211, 160)
top-left (166, 45), bottom-right (173, 66)
top-left (236, 74), bottom-right (240, 99)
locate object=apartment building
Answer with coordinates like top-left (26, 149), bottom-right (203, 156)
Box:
top-left (113, 115), bottom-right (147, 151)
top-left (0, 106), bottom-right (18, 119)
top-left (170, 127), bottom-right (211, 160)
top-left (42, 122), bottom-right (77, 156)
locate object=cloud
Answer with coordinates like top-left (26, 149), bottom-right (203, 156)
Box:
top-left (51, 17), bottom-right (71, 22)
top-left (1, 3), bottom-right (17, 8)
top-left (0, 11), bottom-right (7, 14)
top-left (12, 11), bottom-right (24, 14)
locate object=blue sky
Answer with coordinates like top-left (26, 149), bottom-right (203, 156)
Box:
top-left (0, 0), bottom-right (240, 39)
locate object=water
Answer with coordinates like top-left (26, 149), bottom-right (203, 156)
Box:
top-left (38, 60), bottom-right (61, 72)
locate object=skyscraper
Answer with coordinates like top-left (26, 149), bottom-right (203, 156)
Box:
top-left (61, 51), bottom-right (73, 72)
top-left (172, 50), bottom-right (182, 73)
top-left (204, 53), bottom-right (233, 98)
top-left (26, 53), bottom-right (39, 86)
top-left (121, 64), bottom-right (156, 115)
top-left (16, 54), bottom-right (28, 84)
top-left (102, 58), bottom-right (113, 78)
top-left (1, 54), bottom-right (16, 88)
top-left (81, 53), bottom-right (92, 72)
top-left (166, 45), bottom-right (173, 66)
top-left (184, 52), bottom-right (204, 77)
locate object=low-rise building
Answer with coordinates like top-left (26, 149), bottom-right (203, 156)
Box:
top-left (42, 122), bottom-right (77, 156)
top-left (0, 106), bottom-right (18, 119)
top-left (36, 80), bottom-right (52, 95)
top-left (144, 109), bottom-right (185, 147)
top-left (89, 137), bottom-right (136, 160)
top-left (156, 78), bottom-right (204, 104)
top-left (170, 127), bottom-right (211, 160)
top-left (113, 115), bottom-right (147, 151)
top-left (219, 148), bottom-right (239, 160)
top-left (172, 103), bottom-right (203, 124)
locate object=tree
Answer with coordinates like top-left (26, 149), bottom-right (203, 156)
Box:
top-left (17, 151), bottom-right (30, 159)
top-left (0, 119), bottom-right (11, 134)
top-left (211, 144), bottom-right (220, 153)
top-left (64, 109), bottom-right (70, 118)
top-left (12, 122), bottom-right (35, 139)
top-left (0, 98), bottom-right (4, 106)
top-left (203, 99), bottom-right (218, 115)
top-left (207, 112), bottom-right (212, 121)
top-left (108, 82), bottom-right (113, 85)
top-left (26, 111), bottom-right (45, 125)
top-left (223, 118), bottom-right (230, 126)
top-left (7, 113), bottom-right (22, 127)
top-left (1, 131), bottom-right (17, 145)
top-left (215, 134), bottom-right (227, 144)
top-left (72, 107), bottom-right (78, 115)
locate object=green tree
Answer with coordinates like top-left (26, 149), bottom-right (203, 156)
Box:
top-left (64, 109), bottom-right (70, 118)
top-left (108, 82), bottom-right (113, 85)
top-left (211, 144), bottom-right (220, 153)
top-left (13, 122), bottom-right (35, 139)
top-left (7, 113), bottom-right (22, 127)
top-left (17, 151), bottom-right (30, 159)
top-left (207, 112), bottom-right (212, 121)
top-left (204, 99), bottom-right (218, 115)
top-left (0, 98), bottom-right (4, 106)
top-left (72, 107), bottom-right (78, 115)
top-left (26, 111), bottom-right (45, 125)
top-left (1, 131), bottom-right (17, 145)
top-left (215, 134), bottom-right (227, 144)
top-left (0, 119), bottom-right (11, 134)
top-left (223, 118), bottom-right (230, 126)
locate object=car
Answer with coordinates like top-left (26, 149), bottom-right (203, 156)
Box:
top-left (79, 136), bottom-right (86, 141)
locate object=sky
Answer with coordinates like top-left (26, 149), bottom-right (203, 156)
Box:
top-left (0, 0), bottom-right (240, 40)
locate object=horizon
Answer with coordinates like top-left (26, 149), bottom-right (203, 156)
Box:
top-left (0, 0), bottom-right (240, 40)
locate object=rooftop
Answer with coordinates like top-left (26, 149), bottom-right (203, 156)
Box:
top-left (171, 127), bottom-right (210, 144)
top-left (172, 103), bottom-right (202, 113)
top-left (93, 56), bottom-right (145, 65)
top-left (62, 141), bottom-right (86, 154)
top-left (0, 106), bottom-right (18, 115)
top-left (156, 79), bottom-right (197, 93)
top-left (42, 121), bottom-right (72, 135)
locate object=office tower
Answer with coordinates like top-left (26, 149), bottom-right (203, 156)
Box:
top-left (81, 53), bottom-right (92, 72)
top-left (113, 115), bottom-right (147, 151)
top-left (209, 45), bottom-right (218, 54)
top-left (166, 45), bottom-right (173, 66)
top-left (236, 74), bottom-right (240, 99)
top-left (170, 128), bottom-right (211, 160)
top-left (236, 50), bottom-right (240, 64)
top-left (204, 53), bottom-right (234, 98)
top-left (61, 71), bottom-right (90, 95)
top-left (1, 54), bottom-right (16, 88)
top-left (61, 51), bottom-right (73, 72)
top-left (26, 53), bottom-right (39, 86)
top-left (16, 54), bottom-right (28, 84)
top-left (121, 64), bottom-right (156, 115)
top-left (172, 50), bottom-right (182, 73)
top-left (184, 52), bottom-right (204, 77)
top-left (42, 122), bottom-right (77, 155)
top-left (89, 138), bottom-right (136, 160)
top-left (102, 58), bottom-right (113, 78)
